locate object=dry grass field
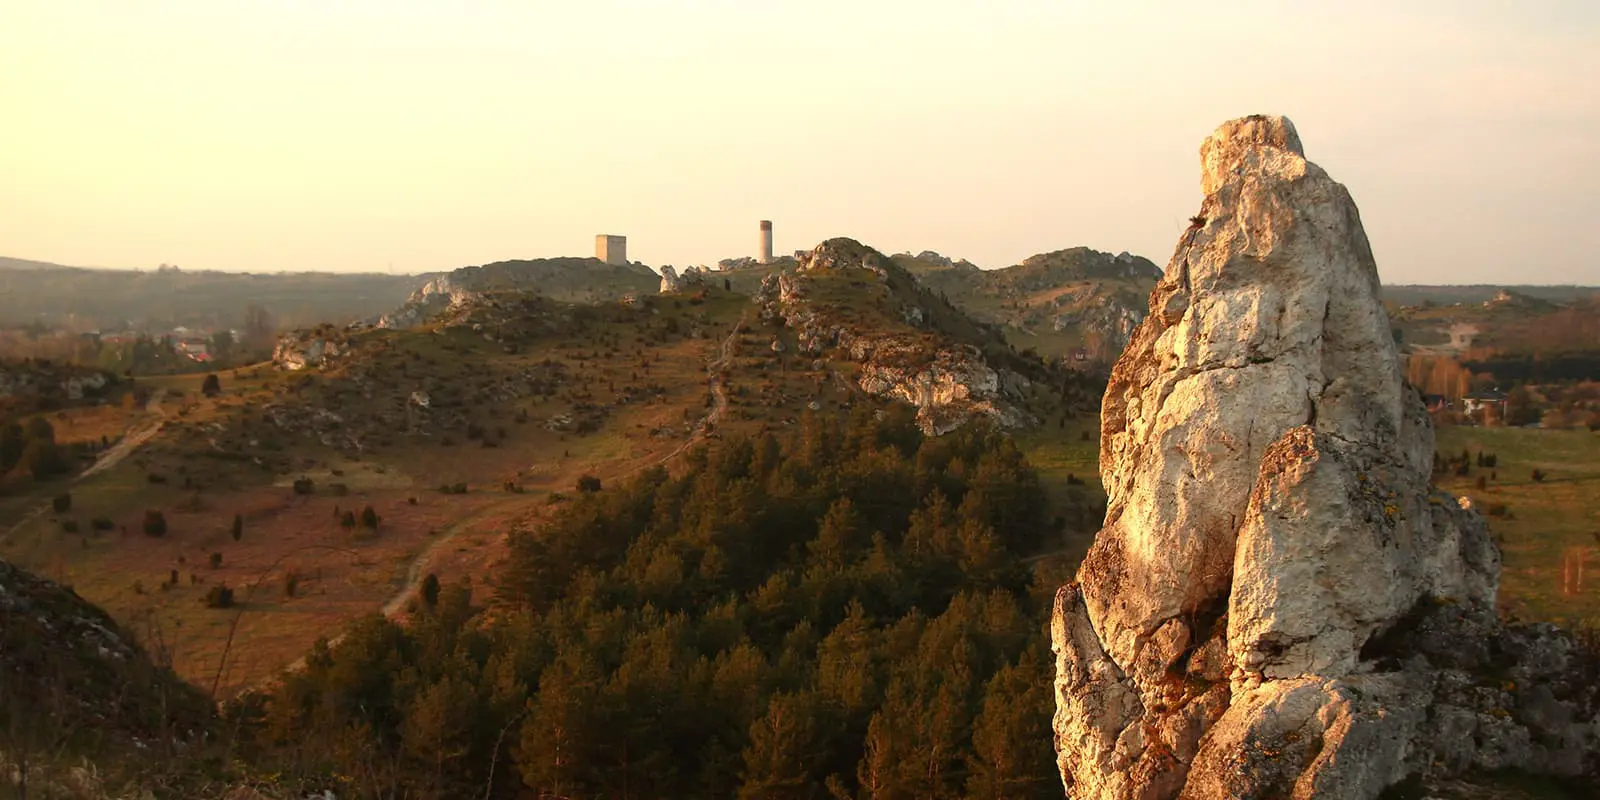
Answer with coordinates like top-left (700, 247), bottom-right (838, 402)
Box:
top-left (1434, 425), bottom-right (1600, 627)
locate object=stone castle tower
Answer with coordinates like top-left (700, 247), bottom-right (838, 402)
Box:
top-left (595, 234), bottom-right (627, 266)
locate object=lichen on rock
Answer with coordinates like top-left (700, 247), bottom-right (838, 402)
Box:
top-left (1051, 115), bottom-right (1599, 799)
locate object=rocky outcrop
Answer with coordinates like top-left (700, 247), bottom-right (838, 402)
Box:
top-left (272, 330), bottom-right (347, 371)
top-left (659, 265), bottom-right (710, 294)
top-left (757, 238), bottom-right (1033, 435)
top-left (1051, 115), bottom-right (1599, 799)
top-left (0, 361), bottom-right (115, 403)
top-left (376, 274), bottom-right (477, 328)
top-left (0, 557), bottom-right (213, 745)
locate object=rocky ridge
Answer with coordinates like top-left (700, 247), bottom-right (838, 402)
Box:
top-left (755, 238), bottom-right (1034, 435)
top-left (1051, 116), bottom-right (1598, 799)
top-left (899, 247), bottom-right (1163, 361)
top-left (373, 257), bottom-right (659, 329)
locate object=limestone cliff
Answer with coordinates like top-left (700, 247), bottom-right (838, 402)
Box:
top-left (1051, 116), bottom-right (1598, 799)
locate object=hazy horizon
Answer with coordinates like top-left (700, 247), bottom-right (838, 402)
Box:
top-left (4, 1), bottom-right (1597, 284)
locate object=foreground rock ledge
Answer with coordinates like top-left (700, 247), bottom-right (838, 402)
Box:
top-left (1051, 115), bottom-right (1599, 799)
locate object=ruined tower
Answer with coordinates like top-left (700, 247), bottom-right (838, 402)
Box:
top-left (758, 220), bottom-right (773, 265)
top-left (595, 234), bottom-right (627, 266)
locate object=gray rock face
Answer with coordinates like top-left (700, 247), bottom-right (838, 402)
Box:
top-left (1051, 115), bottom-right (1599, 799)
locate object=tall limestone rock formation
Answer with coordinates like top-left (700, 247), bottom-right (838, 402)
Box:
top-left (1052, 115), bottom-right (1598, 798)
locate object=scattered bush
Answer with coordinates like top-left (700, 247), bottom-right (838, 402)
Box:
top-left (420, 573), bottom-right (441, 608)
top-left (577, 474), bottom-right (603, 493)
top-left (142, 509), bottom-right (168, 537)
top-left (340, 511), bottom-right (357, 530)
top-left (360, 505), bottom-right (380, 529)
top-left (231, 513), bottom-right (243, 542)
top-left (407, 496), bottom-right (418, 505)
top-left (292, 477), bottom-right (315, 495)
top-left (209, 552), bottom-right (223, 569)
top-left (1531, 469), bottom-right (1546, 483)
top-left (60, 519), bottom-right (79, 533)
top-left (283, 571), bottom-right (300, 598)
top-left (203, 584), bottom-right (235, 609)
top-left (91, 516), bottom-right (114, 532)
top-left (147, 473), bottom-right (168, 485)
top-left (52, 493), bottom-right (71, 513)
top-left (201, 373), bottom-right (221, 397)
top-left (1487, 503), bottom-right (1511, 518)
top-left (1476, 476), bottom-right (1488, 490)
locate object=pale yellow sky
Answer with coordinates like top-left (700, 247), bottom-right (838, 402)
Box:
top-left (3, 1), bottom-right (1597, 284)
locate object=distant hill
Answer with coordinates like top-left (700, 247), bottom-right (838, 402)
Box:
top-left (1389, 287), bottom-right (1600, 355)
top-left (0, 256), bottom-right (74, 271)
top-left (1380, 284), bottom-right (1598, 307)
top-left (0, 258), bottom-right (421, 331)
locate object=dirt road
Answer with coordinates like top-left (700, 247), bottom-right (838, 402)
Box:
top-left (78, 388), bottom-right (168, 480)
top-left (1, 389), bottom-right (168, 538)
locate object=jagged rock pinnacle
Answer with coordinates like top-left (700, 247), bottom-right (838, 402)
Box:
top-left (1050, 115), bottom-right (1595, 799)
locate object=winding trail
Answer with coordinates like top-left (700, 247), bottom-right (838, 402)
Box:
top-left (2, 389), bottom-right (167, 538)
top-left (642, 311), bottom-right (744, 471)
top-left (380, 313), bottom-right (746, 618)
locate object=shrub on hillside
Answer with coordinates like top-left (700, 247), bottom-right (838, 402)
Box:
top-left (360, 505), bottom-right (380, 529)
top-left (90, 516), bottom-right (114, 532)
top-left (203, 584), bottom-right (235, 609)
top-left (292, 477), bottom-right (315, 495)
top-left (201, 373), bottom-right (221, 397)
top-left (142, 510), bottom-right (167, 537)
top-left (52, 493), bottom-right (71, 513)
top-left (576, 474), bottom-right (602, 493)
